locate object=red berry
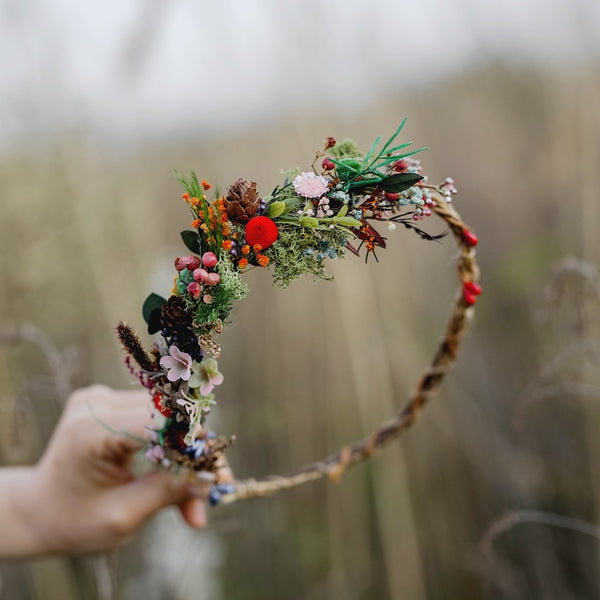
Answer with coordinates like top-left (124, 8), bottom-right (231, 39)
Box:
top-left (393, 159), bottom-right (408, 172)
top-left (187, 256), bottom-right (201, 271)
top-left (463, 291), bottom-right (478, 305)
top-left (175, 255), bottom-right (197, 271)
top-left (153, 394), bottom-right (173, 417)
top-left (325, 137), bottom-right (336, 149)
top-left (463, 281), bottom-right (482, 296)
top-left (384, 192), bottom-right (400, 201)
top-left (245, 216), bottom-right (278, 250)
top-left (187, 281), bottom-right (202, 298)
top-left (193, 268), bottom-right (209, 283)
top-left (206, 272), bottom-right (220, 286)
top-left (202, 252), bottom-right (218, 268)
top-left (461, 229), bottom-right (479, 247)
top-left (322, 158), bottom-right (335, 170)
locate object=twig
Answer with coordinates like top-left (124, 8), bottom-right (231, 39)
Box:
top-left (222, 194), bottom-right (480, 504)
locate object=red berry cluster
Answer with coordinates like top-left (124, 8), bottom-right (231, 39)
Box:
top-left (462, 280), bottom-right (482, 305)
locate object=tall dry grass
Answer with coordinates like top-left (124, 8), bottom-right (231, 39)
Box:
top-left (1, 60), bottom-right (600, 599)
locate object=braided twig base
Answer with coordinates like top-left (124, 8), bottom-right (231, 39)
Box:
top-left (221, 194), bottom-right (480, 504)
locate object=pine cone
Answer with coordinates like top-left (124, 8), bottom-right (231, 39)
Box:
top-left (160, 296), bottom-right (193, 334)
top-left (224, 179), bottom-right (261, 224)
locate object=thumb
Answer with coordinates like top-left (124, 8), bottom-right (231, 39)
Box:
top-left (114, 470), bottom-right (204, 530)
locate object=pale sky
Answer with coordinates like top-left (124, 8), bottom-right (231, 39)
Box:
top-left (1, 0), bottom-right (598, 148)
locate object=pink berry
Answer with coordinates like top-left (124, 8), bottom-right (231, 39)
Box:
top-left (193, 268), bottom-right (209, 283)
top-left (187, 282), bottom-right (202, 299)
top-left (174, 256), bottom-right (188, 271)
top-left (206, 272), bottom-right (221, 286)
top-left (322, 158), bottom-right (335, 170)
top-left (187, 256), bottom-right (201, 271)
top-left (202, 252), bottom-right (218, 268)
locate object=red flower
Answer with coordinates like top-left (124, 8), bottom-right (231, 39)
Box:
top-left (245, 216), bottom-right (278, 250)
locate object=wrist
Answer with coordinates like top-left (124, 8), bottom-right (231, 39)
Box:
top-left (0, 466), bottom-right (51, 559)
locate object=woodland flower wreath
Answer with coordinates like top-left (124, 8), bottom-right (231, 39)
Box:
top-left (117, 121), bottom-right (481, 506)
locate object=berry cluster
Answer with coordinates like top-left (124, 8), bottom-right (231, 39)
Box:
top-left (175, 251), bottom-right (221, 304)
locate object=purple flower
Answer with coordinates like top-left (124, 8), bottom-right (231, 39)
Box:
top-left (293, 172), bottom-right (330, 199)
top-left (159, 345), bottom-right (193, 382)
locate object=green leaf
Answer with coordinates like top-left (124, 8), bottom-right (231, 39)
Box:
top-left (267, 201), bottom-right (286, 218)
top-left (385, 142), bottom-right (413, 153)
top-left (333, 216), bottom-right (362, 227)
top-left (143, 293), bottom-right (167, 324)
top-left (300, 216), bottom-right (319, 228)
top-left (360, 135), bottom-right (382, 169)
top-left (379, 173), bottom-right (424, 193)
top-left (379, 119), bottom-right (407, 155)
top-left (347, 177), bottom-right (382, 189)
top-left (181, 230), bottom-right (201, 254)
top-left (336, 204), bottom-right (349, 218)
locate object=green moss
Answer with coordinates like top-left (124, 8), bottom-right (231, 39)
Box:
top-left (265, 226), bottom-right (348, 288)
top-left (329, 139), bottom-right (362, 160)
top-left (189, 251), bottom-right (249, 327)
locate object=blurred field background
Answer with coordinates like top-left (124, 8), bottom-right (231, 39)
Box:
top-left (1, 1), bottom-right (600, 598)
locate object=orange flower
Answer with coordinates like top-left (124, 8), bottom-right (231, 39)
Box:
top-left (182, 192), bottom-right (190, 200)
top-left (257, 254), bottom-right (270, 267)
top-left (222, 239), bottom-right (232, 250)
top-left (221, 223), bottom-right (230, 236)
top-left (252, 244), bottom-right (263, 253)
top-left (238, 258), bottom-right (248, 269)
top-left (241, 244), bottom-right (250, 256)
top-left (201, 180), bottom-right (212, 190)
top-left (200, 224), bottom-right (209, 234)
top-left (191, 197), bottom-right (200, 207)
top-left (191, 219), bottom-right (202, 228)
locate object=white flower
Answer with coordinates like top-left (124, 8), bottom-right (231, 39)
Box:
top-left (189, 358), bottom-right (224, 396)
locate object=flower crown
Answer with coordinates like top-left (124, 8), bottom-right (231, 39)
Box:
top-left (117, 122), bottom-right (481, 506)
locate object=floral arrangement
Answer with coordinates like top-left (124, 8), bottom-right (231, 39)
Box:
top-left (116, 122), bottom-right (481, 506)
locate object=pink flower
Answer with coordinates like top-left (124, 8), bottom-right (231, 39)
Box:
top-left (159, 345), bottom-right (193, 382)
top-left (189, 358), bottom-right (224, 396)
top-left (293, 172), bottom-right (330, 199)
top-left (144, 444), bottom-right (165, 464)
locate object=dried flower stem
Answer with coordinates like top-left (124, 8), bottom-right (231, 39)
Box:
top-left (221, 195), bottom-right (479, 504)
top-left (115, 322), bottom-right (158, 372)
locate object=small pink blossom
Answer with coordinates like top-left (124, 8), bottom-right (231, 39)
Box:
top-left (293, 172), bottom-right (330, 199)
top-left (159, 345), bottom-right (193, 382)
top-left (144, 444), bottom-right (165, 463)
top-left (189, 358), bottom-right (224, 396)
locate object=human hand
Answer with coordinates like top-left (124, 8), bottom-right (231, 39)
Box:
top-left (3, 385), bottom-right (209, 558)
